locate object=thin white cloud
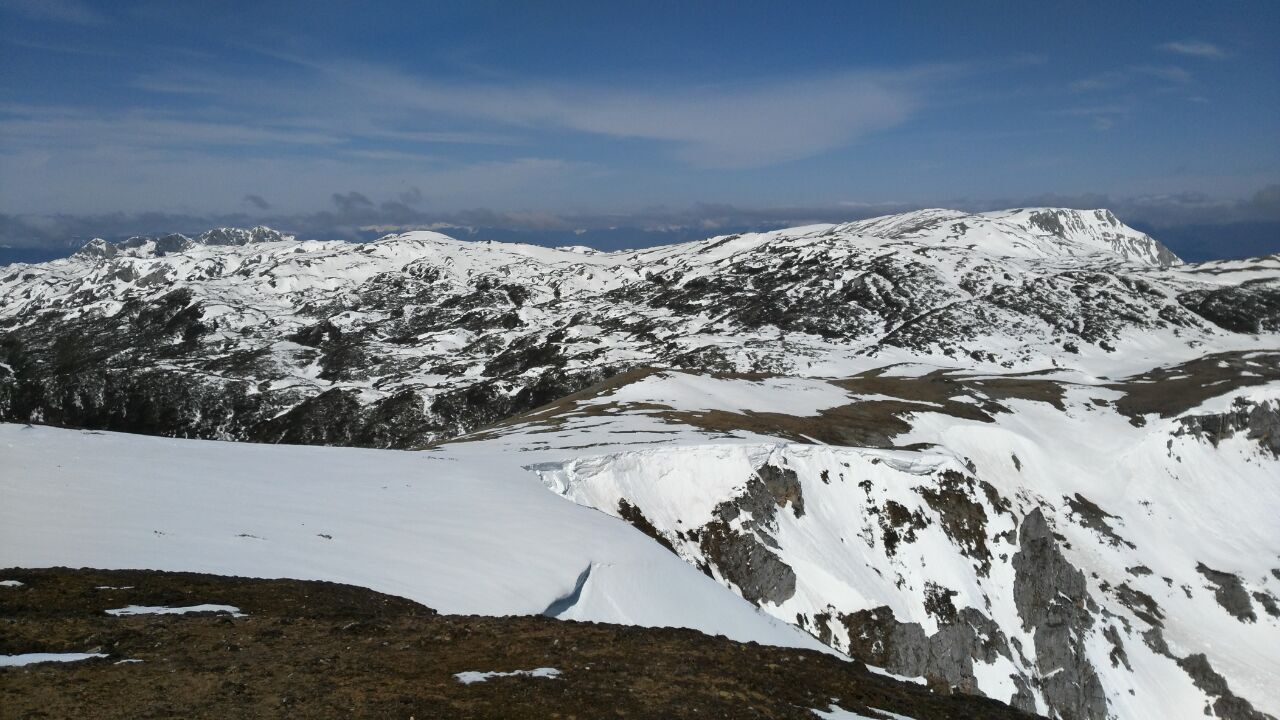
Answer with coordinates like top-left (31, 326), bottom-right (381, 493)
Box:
top-left (1159, 40), bottom-right (1226, 59)
top-left (1054, 103), bottom-right (1132, 131)
top-left (299, 59), bottom-right (938, 168)
top-left (141, 51), bottom-right (942, 169)
top-left (1071, 65), bottom-right (1192, 92)
top-left (0, 106), bottom-right (345, 150)
top-left (0, 0), bottom-right (106, 25)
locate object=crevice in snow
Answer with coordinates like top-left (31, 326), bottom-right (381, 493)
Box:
top-left (542, 564), bottom-right (593, 618)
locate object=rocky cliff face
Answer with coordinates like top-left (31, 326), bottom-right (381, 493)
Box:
top-left (528, 354), bottom-right (1280, 720)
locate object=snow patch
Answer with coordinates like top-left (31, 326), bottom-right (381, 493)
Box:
top-left (0, 653), bottom-right (108, 667)
top-left (454, 667), bottom-right (561, 684)
top-left (811, 704), bottom-right (917, 720)
top-left (105, 604), bottom-right (245, 617)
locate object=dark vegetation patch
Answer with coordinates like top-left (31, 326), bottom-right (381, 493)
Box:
top-left (616, 499), bottom-right (678, 555)
top-left (918, 471), bottom-right (997, 576)
top-left (1177, 279), bottom-right (1280, 334)
top-left (1109, 351), bottom-right (1280, 424)
top-left (0, 567), bottom-right (1041, 720)
top-left (458, 366), bottom-right (1073, 450)
top-left (877, 500), bottom-right (930, 557)
top-left (1064, 494), bottom-right (1135, 549)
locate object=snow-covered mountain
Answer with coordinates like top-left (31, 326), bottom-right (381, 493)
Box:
top-left (0, 208), bottom-right (1271, 447)
top-left (3, 208), bottom-right (1279, 719)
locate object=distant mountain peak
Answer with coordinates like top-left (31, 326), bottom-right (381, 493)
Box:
top-left (834, 207), bottom-right (1180, 267)
top-left (73, 225), bottom-right (293, 260)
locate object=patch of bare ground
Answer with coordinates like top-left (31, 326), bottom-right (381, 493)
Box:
top-left (1107, 351), bottom-right (1280, 424)
top-left (447, 365), bottom-right (1071, 449)
top-left (0, 568), bottom-right (1040, 719)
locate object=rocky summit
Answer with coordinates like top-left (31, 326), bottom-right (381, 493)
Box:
top-left (2, 208), bottom-right (1279, 720)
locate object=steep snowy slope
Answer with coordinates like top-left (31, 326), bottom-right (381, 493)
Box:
top-left (466, 353), bottom-right (1280, 720)
top-left (0, 423), bottom-right (825, 653)
top-left (1, 209), bottom-right (1273, 449)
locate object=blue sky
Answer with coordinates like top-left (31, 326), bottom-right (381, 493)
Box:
top-left (1, 0), bottom-right (1278, 256)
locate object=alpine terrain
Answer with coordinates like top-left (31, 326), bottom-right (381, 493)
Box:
top-left (3, 208), bottom-right (1279, 719)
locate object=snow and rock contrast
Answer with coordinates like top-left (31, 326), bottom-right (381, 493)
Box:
top-left (519, 356), bottom-right (1280, 720)
top-left (1, 208), bottom-right (1272, 447)
top-left (2, 208), bottom-right (1278, 719)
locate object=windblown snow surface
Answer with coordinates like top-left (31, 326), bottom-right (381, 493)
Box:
top-left (3, 208), bottom-right (1279, 719)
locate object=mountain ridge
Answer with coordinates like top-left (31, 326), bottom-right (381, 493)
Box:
top-left (52, 206), bottom-right (1177, 267)
top-left (1, 208), bottom-right (1273, 449)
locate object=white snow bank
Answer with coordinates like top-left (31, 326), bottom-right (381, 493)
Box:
top-left (0, 653), bottom-right (108, 667)
top-left (106, 604), bottom-right (245, 617)
top-left (864, 664), bottom-right (927, 685)
top-left (454, 667), bottom-right (561, 684)
top-left (0, 579), bottom-right (24, 587)
top-left (812, 704), bottom-right (917, 720)
top-left (0, 424), bottom-right (827, 655)
top-left (595, 372), bottom-right (855, 416)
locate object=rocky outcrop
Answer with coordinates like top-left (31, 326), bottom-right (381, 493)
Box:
top-left (1197, 563), bottom-right (1258, 622)
top-left (1178, 398), bottom-right (1280, 455)
top-left (1178, 279), bottom-right (1280, 334)
top-left (1012, 509), bottom-right (1107, 720)
top-left (826, 604), bottom-right (1035, 713)
top-left (696, 463), bottom-right (803, 606)
top-left (1177, 654), bottom-right (1274, 720)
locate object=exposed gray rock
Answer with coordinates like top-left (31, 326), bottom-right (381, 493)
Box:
top-left (1012, 509), bottom-right (1107, 720)
top-left (1196, 563), bottom-right (1257, 622)
top-left (1178, 398), bottom-right (1280, 455)
top-left (1177, 653), bottom-right (1275, 720)
top-left (831, 604), bottom-right (1033, 712)
top-left (1254, 591), bottom-right (1280, 618)
top-left (617, 499), bottom-right (678, 555)
top-left (1102, 625), bottom-right (1131, 671)
top-left (695, 462), bottom-right (804, 606)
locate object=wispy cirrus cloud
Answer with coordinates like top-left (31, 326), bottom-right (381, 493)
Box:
top-left (133, 51), bottom-right (949, 169)
top-left (0, 51), bottom-right (953, 214)
top-left (0, 0), bottom-right (106, 25)
top-left (1159, 40), bottom-right (1227, 59)
top-left (1070, 65), bottom-right (1193, 92)
top-left (0, 105), bottom-right (346, 150)
top-left (1054, 104), bottom-right (1133, 131)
